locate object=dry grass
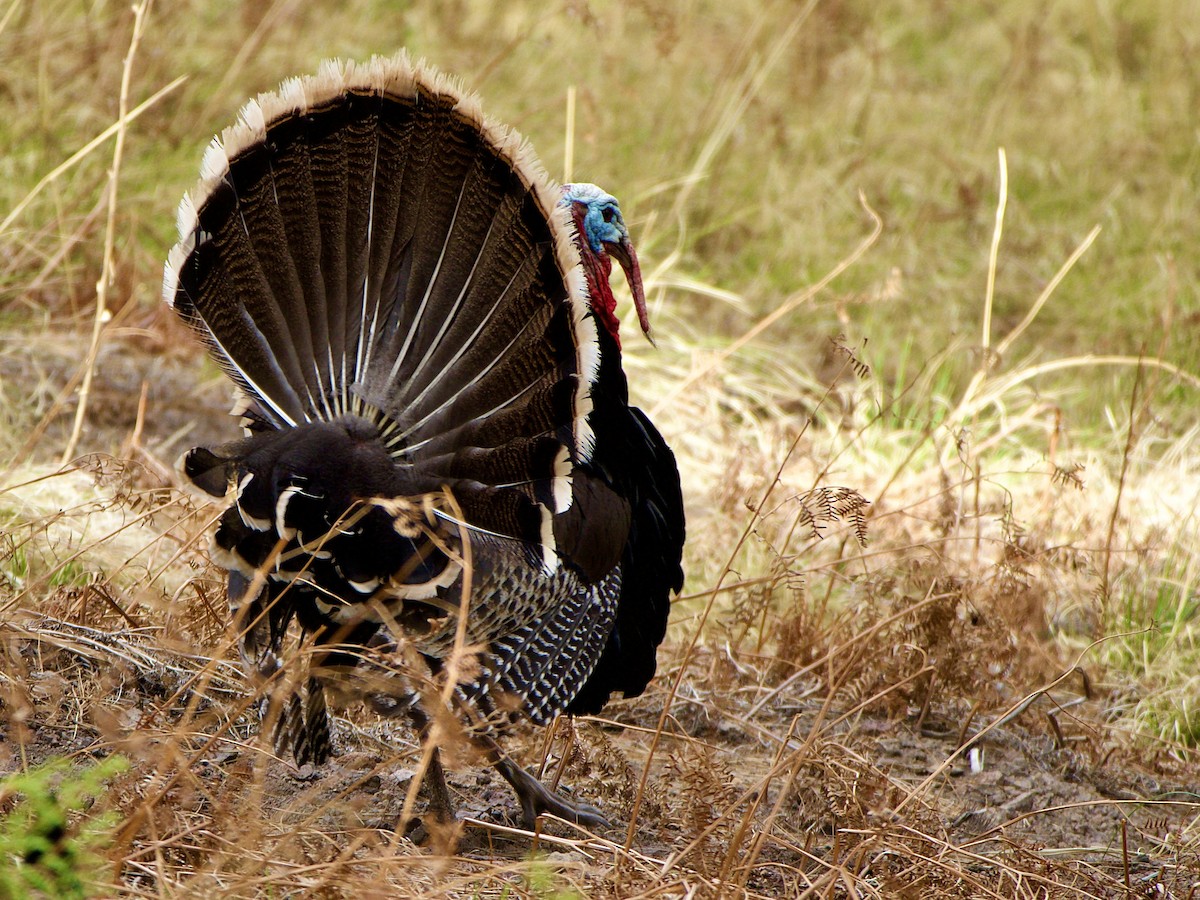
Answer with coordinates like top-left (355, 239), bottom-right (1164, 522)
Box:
top-left (3, 1), bottom-right (1200, 896)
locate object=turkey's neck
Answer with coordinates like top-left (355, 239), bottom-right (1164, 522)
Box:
top-left (570, 206), bottom-right (622, 349)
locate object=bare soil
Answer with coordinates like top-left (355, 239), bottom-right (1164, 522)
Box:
top-left (2, 332), bottom-right (1199, 897)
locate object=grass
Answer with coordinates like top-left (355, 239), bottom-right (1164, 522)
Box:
top-left (2, 0), bottom-right (1200, 895)
top-left (0, 755), bottom-right (129, 900)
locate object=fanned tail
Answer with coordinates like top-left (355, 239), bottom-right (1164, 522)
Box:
top-left (165, 53), bottom-right (599, 551)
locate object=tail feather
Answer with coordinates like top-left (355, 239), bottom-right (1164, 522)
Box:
top-left (229, 145), bottom-right (324, 412)
top-left (308, 103), bottom-right (353, 413)
top-left (365, 95), bottom-right (431, 392)
top-left (340, 92), bottom-right (381, 407)
top-left (375, 93), bottom-right (469, 395)
top-left (377, 157), bottom-right (549, 423)
top-left (173, 185), bottom-right (308, 427)
top-left (404, 376), bottom-right (574, 462)
top-left (265, 112), bottom-right (336, 417)
top-left (399, 191), bottom-right (523, 391)
top-left (393, 299), bottom-right (555, 444)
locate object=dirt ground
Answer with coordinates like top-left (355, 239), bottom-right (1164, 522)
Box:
top-left (2, 331), bottom-right (1199, 897)
top-left (4, 616), bottom-right (1198, 896)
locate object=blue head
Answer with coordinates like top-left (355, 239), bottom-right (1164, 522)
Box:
top-left (563, 183), bottom-right (629, 256)
top-left (560, 183), bottom-right (651, 342)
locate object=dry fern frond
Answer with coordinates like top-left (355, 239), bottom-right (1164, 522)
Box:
top-left (1050, 461), bottom-right (1086, 490)
top-left (792, 486), bottom-right (870, 547)
top-left (666, 741), bottom-right (738, 875)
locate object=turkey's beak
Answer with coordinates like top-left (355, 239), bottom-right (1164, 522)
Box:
top-left (604, 236), bottom-right (654, 344)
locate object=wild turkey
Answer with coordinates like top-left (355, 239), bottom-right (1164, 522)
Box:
top-left (165, 53), bottom-right (685, 828)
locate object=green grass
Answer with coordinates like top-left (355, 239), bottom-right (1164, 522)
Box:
top-left (0, 755), bottom-right (129, 900)
top-left (4, 0), bottom-right (1199, 419)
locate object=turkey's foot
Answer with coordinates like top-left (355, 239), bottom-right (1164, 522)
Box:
top-left (492, 756), bottom-right (610, 829)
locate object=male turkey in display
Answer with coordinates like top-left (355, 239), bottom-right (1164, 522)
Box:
top-left (165, 53), bottom-right (685, 829)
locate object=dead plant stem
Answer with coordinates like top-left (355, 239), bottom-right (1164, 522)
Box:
top-left (63, 0), bottom-right (155, 464)
top-left (1101, 362), bottom-right (1144, 607)
top-left (981, 147), bottom-right (1007, 361)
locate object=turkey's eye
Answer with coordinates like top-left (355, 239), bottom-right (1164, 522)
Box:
top-left (601, 206), bottom-right (615, 223)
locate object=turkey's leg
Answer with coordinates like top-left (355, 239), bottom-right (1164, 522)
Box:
top-left (404, 704), bottom-right (455, 824)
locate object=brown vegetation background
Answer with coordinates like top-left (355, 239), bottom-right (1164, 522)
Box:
top-left (2, 1), bottom-right (1199, 896)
